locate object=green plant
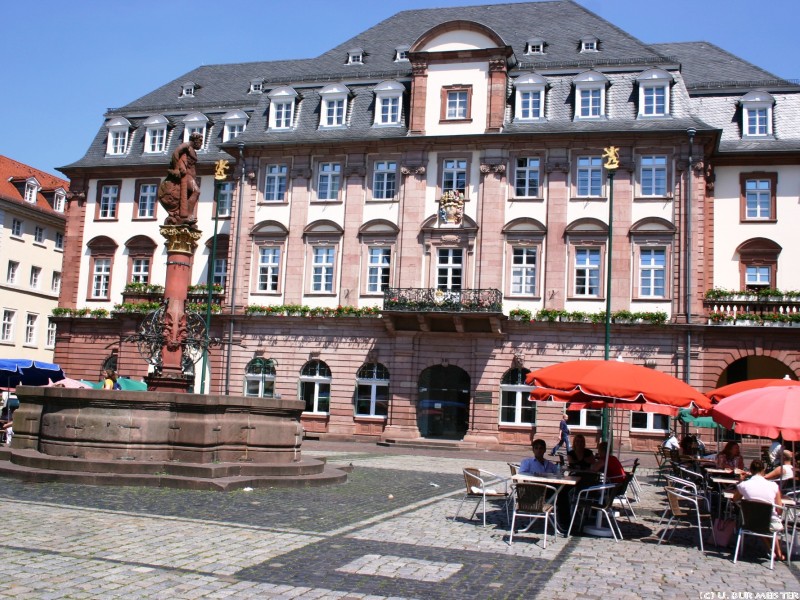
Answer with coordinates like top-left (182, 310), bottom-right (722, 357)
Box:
top-left (187, 283), bottom-right (223, 294)
top-left (613, 309), bottom-right (634, 322)
top-left (74, 307), bottom-right (91, 317)
top-left (113, 301), bottom-right (162, 313)
top-left (756, 288), bottom-right (784, 299)
top-left (589, 311), bottom-right (607, 324)
top-left (567, 310), bottom-right (587, 322)
top-left (636, 311), bottom-right (668, 325)
top-left (704, 288), bottom-right (733, 300)
top-left (186, 302), bottom-right (222, 314)
top-left (51, 307), bottom-right (71, 316)
top-left (536, 308), bottom-right (566, 322)
top-left (123, 282), bottom-right (164, 294)
top-left (509, 308), bottom-right (532, 321)
top-left (708, 311), bottom-right (731, 324)
top-left (90, 308), bottom-right (109, 318)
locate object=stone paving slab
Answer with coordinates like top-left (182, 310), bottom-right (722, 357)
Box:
top-left (0, 444), bottom-right (797, 599)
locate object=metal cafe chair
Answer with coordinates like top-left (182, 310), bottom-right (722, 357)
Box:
top-left (453, 468), bottom-right (511, 527)
top-left (658, 486), bottom-right (715, 553)
top-left (733, 500), bottom-right (786, 570)
top-left (508, 482), bottom-right (560, 548)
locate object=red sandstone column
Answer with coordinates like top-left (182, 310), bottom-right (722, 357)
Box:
top-left (408, 61), bottom-right (428, 136)
top-left (475, 162), bottom-right (507, 290)
top-left (543, 163), bottom-right (569, 309)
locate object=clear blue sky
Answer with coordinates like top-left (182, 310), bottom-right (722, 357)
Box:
top-left (0, 0), bottom-right (794, 178)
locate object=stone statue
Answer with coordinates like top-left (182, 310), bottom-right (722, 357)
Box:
top-left (158, 132), bottom-right (203, 226)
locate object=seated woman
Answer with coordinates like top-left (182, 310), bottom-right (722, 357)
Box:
top-left (590, 441), bottom-right (626, 483)
top-left (733, 459), bottom-right (785, 562)
top-left (716, 441), bottom-right (745, 471)
top-left (765, 450), bottom-right (795, 491)
top-left (567, 434), bottom-right (594, 470)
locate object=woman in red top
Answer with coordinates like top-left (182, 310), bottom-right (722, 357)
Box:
top-left (591, 441), bottom-right (626, 482)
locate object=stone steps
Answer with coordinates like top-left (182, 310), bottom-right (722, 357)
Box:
top-left (378, 438), bottom-right (478, 451)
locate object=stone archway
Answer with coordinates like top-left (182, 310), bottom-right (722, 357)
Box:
top-left (716, 355), bottom-right (796, 387)
top-left (417, 365), bottom-right (470, 439)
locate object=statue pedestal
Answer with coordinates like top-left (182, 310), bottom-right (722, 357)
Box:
top-left (145, 368), bottom-right (194, 393)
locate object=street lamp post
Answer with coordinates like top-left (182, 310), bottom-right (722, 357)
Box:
top-left (601, 146), bottom-right (620, 442)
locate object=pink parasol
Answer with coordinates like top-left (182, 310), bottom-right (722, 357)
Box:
top-left (705, 378), bottom-right (797, 403)
top-left (710, 385), bottom-right (800, 441)
top-left (46, 377), bottom-right (94, 389)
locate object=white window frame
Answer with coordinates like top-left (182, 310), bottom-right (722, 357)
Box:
top-left (437, 248), bottom-right (463, 292)
top-left (636, 69), bottom-right (672, 117)
top-left (524, 38), bottom-right (545, 55)
top-left (372, 160), bottom-right (397, 200)
top-left (131, 258), bottom-right (150, 284)
top-left (222, 109), bottom-right (248, 142)
top-left (137, 183), bottom-right (158, 218)
top-left (143, 115), bottom-right (168, 153)
top-left (367, 246), bottom-right (391, 293)
top-left (745, 178), bottom-right (772, 219)
top-left (6, 261), bottom-right (18, 284)
top-left (46, 321), bottom-right (57, 348)
top-left (576, 156), bottom-right (603, 197)
top-left (442, 158), bottom-right (467, 194)
top-left (299, 360), bottom-right (332, 414)
top-left (105, 117), bottom-right (131, 155)
top-left (317, 162), bottom-right (341, 201)
top-left (213, 258), bottom-right (227, 289)
top-left (746, 265), bottom-right (771, 287)
top-left (55, 232), bottom-right (64, 251)
top-left (574, 247), bottom-right (601, 297)
top-left (510, 246), bottom-right (537, 296)
top-left (53, 191), bottom-right (65, 212)
top-left (573, 71), bottom-right (607, 120)
top-left (264, 164), bottom-right (287, 201)
top-left (268, 87), bottom-right (298, 130)
top-left (394, 47), bottom-right (409, 62)
top-left (51, 271), bottom-right (61, 294)
top-left (30, 266), bottom-right (41, 289)
top-left (33, 226), bottom-right (45, 244)
top-left (640, 155), bottom-right (668, 197)
top-left (11, 219), bottom-right (22, 238)
top-left (311, 246), bottom-right (335, 292)
top-left (92, 258), bottom-right (111, 299)
top-left (24, 179), bottom-right (40, 203)
top-left (446, 90), bottom-right (469, 120)
top-left (244, 358), bottom-right (276, 398)
top-left (182, 112), bottom-right (208, 145)
top-left (373, 80), bottom-right (404, 126)
top-left (580, 38), bottom-right (599, 53)
top-left (499, 368), bottom-right (536, 426)
top-left (639, 247), bottom-right (666, 298)
top-left (355, 363), bottom-right (390, 418)
top-left (513, 74), bottom-right (546, 122)
top-left (347, 48), bottom-right (364, 65)
top-left (249, 79), bottom-right (263, 94)
top-left (319, 84), bottom-right (349, 129)
top-left (180, 82), bottom-right (196, 97)
top-left (514, 157), bottom-right (541, 197)
top-left (630, 412), bottom-right (670, 433)
top-left (1, 310), bottom-right (16, 342)
top-left (567, 408), bottom-right (603, 430)
top-left (216, 182), bottom-right (234, 217)
top-left (741, 91), bottom-right (774, 138)
top-left (258, 246), bottom-right (281, 292)
top-left (24, 313), bottom-right (38, 346)
top-left (98, 184), bottom-right (119, 219)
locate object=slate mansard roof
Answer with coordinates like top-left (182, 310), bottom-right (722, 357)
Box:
top-left (62, 0), bottom-right (798, 170)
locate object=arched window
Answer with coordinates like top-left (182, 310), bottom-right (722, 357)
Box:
top-left (355, 363), bottom-right (390, 417)
top-left (300, 360), bottom-right (331, 414)
top-left (244, 358), bottom-right (276, 398)
top-left (499, 368), bottom-right (535, 425)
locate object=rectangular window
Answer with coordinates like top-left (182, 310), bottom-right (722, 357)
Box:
top-left (92, 258), bottom-right (111, 298)
top-left (54, 193), bottom-right (65, 212)
top-left (630, 412), bottom-right (669, 432)
top-left (379, 97), bottom-right (400, 124)
top-left (367, 247), bottom-right (391, 293)
top-left (746, 265), bottom-right (771, 287)
top-left (519, 90), bottom-right (542, 120)
top-left (258, 247), bottom-right (281, 292)
top-left (11, 219), bottom-right (22, 237)
top-left (6, 261), bottom-right (18, 284)
top-left (640, 155), bottom-right (668, 196)
top-left (30, 266), bottom-right (41, 289)
top-left (34, 226), bottom-right (45, 244)
top-left (317, 162), bottom-right (341, 200)
top-left (46, 321), bottom-right (57, 348)
top-left (146, 127), bottom-right (165, 153)
top-left (437, 248), bottom-right (462, 291)
top-left (52, 271), bottom-right (61, 294)
top-left (642, 86), bottom-right (666, 116)
top-left (131, 259), bottom-right (150, 284)
top-left (225, 123), bottom-right (244, 141)
top-left (24, 313), bottom-right (37, 345)
top-left (137, 183), bottom-right (158, 218)
top-left (24, 183), bottom-right (37, 203)
top-left (109, 130), bottom-right (127, 155)
top-left (577, 156), bottom-right (603, 196)
top-left (639, 248), bottom-right (666, 297)
top-left (55, 232), bottom-right (64, 250)
top-left (264, 164), bottom-right (287, 201)
top-left (213, 258), bottom-right (227, 289)
top-left (745, 179), bottom-right (771, 219)
top-left (567, 408), bottom-right (603, 429)
top-left (747, 108), bottom-right (768, 136)
top-left (325, 98), bottom-right (345, 126)
top-left (446, 90), bottom-right (468, 119)
top-left (312, 247), bottom-right (335, 292)
top-left (99, 184), bottom-right (119, 219)
top-left (372, 161), bottom-right (397, 200)
top-left (1, 310), bottom-right (15, 342)
top-left (515, 157), bottom-right (540, 197)
top-left (273, 101), bottom-right (293, 129)
top-left (511, 247), bottom-right (537, 296)
top-left (500, 389), bottom-right (535, 425)
top-left (574, 247), bottom-right (601, 296)
top-left (216, 182), bottom-right (234, 217)
top-left (579, 88), bottom-right (602, 117)
top-left (442, 159), bottom-right (467, 194)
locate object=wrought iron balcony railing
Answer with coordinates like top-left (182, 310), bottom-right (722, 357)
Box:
top-left (383, 288), bottom-right (502, 313)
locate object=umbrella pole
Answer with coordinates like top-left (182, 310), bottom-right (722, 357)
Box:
top-left (583, 400), bottom-right (616, 537)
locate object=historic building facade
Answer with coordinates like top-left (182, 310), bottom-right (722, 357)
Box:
top-left (55, 2), bottom-right (799, 450)
top-left (0, 156), bottom-right (67, 362)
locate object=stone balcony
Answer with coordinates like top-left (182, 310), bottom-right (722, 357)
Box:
top-left (382, 288), bottom-right (503, 334)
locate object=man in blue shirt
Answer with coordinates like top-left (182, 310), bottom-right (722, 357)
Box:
top-left (520, 439), bottom-right (559, 475)
top-left (550, 413), bottom-right (571, 456)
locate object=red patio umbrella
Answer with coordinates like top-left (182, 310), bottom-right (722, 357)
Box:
top-left (705, 378), bottom-right (797, 403)
top-left (526, 360), bottom-right (712, 415)
top-left (710, 385), bottom-right (800, 441)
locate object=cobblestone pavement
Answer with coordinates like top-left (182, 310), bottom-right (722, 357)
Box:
top-left (0, 442), bottom-right (797, 599)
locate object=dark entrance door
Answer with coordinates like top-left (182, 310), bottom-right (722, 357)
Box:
top-left (417, 365), bottom-right (470, 439)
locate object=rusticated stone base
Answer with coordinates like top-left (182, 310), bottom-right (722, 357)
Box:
top-left (0, 386), bottom-right (348, 490)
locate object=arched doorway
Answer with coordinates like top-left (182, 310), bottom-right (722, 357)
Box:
top-left (716, 356), bottom-right (796, 387)
top-left (417, 365), bottom-right (470, 439)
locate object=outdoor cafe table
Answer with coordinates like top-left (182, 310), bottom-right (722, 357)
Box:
top-left (511, 473), bottom-right (579, 535)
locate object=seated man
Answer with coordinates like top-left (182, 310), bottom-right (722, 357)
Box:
top-left (520, 438), bottom-right (559, 475)
top-left (733, 459), bottom-right (785, 561)
top-left (590, 441), bottom-right (626, 483)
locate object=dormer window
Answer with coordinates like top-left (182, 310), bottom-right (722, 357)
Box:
top-left (347, 48), bottom-right (364, 65)
top-left (580, 37), bottom-right (599, 53)
top-left (268, 86), bottom-right (298, 130)
top-left (373, 80), bottom-right (404, 126)
top-left (249, 79), bottom-right (263, 94)
top-left (24, 178), bottom-right (40, 203)
top-left (222, 109), bottom-right (248, 142)
top-left (513, 74), bottom-right (547, 121)
top-left (182, 112), bottom-right (208, 145)
top-left (525, 38), bottom-right (545, 55)
top-left (394, 46), bottom-right (409, 62)
top-left (143, 114), bottom-right (168, 153)
top-left (53, 190), bottom-right (66, 213)
top-left (636, 69), bottom-right (673, 117)
top-left (105, 117), bottom-right (131, 155)
top-left (740, 90), bottom-right (775, 137)
top-left (319, 83), bottom-right (349, 128)
top-left (180, 82), bottom-right (196, 98)
top-left (573, 71), bottom-right (608, 120)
